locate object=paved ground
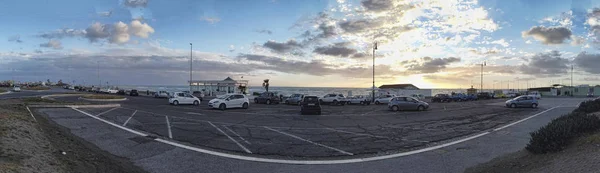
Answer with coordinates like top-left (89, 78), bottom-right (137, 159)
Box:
top-left (31, 96), bottom-right (588, 173)
top-left (0, 87), bottom-right (74, 100)
top-left (42, 90), bottom-right (561, 160)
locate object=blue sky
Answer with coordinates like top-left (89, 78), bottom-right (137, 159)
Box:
top-left (1, 0), bottom-right (600, 88)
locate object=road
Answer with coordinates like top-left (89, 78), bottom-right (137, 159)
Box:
top-left (21, 90), bottom-right (591, 172)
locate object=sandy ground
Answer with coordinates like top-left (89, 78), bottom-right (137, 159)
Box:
top-left (465, 112), bottom-right (600, 173)
top-left (0, 99), bottom-right (145, 173)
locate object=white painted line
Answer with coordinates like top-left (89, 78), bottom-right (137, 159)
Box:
top-left (264, 126), bottom-right (353, 156)
top-left (96, 107), bottom-right (119, 117)
top-left (185, 112), bottom-right (204, 115)
top-left (222, 125), bottom-right (251, 145)
top-left (123, 110), bottom-right (137, 126)
top-left (493, 106), bottom-right (558, 131)
top-left (325, 128), bottom-right (389, 139)
top-left (25, 106), bottom-right (37, 122)
top-left (208, 121), bottom-right (252, 154)
top-left (166, 116), bottom-right (173, 139)
top-left (72, 108), bottom-right (148, 136)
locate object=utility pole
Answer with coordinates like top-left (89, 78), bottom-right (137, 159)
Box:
top-left (571, 64), bottom-right (574, 96)
top-left (97, 61), bottom-right (101, 89)
top-left (480, 61), bottom-right (486, 92)
top-left (190, 43), bottom-right (193, 93)
top-left (372, 42), bottom-right (377, 103)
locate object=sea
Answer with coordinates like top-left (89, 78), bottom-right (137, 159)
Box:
top-left (112, 85), bottom-right (501, 97)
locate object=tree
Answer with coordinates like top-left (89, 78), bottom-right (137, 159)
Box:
top-left (262, 79), bottom-right (270, 92)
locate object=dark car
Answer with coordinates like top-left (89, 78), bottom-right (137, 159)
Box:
top-left (431, 94), bottom-right (452, 102)
top-left (129, 89), bottom-right (139, 96)
top-left (300, 96), bottom-right (321, 115)
top-left (254, 92), bottom-right (281, 104)
top-left (117, 90), bottom-right (126, 95)
top-left (477, 92), bottom-right (493, 100)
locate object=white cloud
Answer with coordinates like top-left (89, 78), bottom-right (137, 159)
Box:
top-left (129, 20), bottom-right (154, 38)
top-left (109, 21), bottom-right (130, 44)
top-left (200, 17), bottom-right (221, 24)
top-left (40, 40), bottom-right (63, 50)
top-left (491, 39), bottom-right (509, 47)
top-left (571, 36), bottom-right (585, 46)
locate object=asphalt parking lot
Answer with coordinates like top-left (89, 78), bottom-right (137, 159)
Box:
top-left (41, 93), bottom-right (549, 159)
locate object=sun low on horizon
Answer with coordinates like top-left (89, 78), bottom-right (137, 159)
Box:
top-left (1, 0), bottom-right (600, 88)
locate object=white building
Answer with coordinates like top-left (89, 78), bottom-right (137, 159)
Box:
top-left (188, 77), bottom-right (249, 96)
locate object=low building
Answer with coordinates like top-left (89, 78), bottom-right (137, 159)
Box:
top-left (189, 77), bottom-right (249, 96)
top-left (528, 84), bottom-right (600, 96)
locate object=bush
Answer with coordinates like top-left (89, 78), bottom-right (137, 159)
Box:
top-left (24, 86), bottom-right (51, 90)
top-left (526, 112), bottom-right (600, 154)
top-left (252, 92), bottom-right (260, 96)
top-left (0, 89), bottom-right (6, 93)
top-left (82, 95), bottom-right (125, 99)
top-left (22, 97), bottom-right (58, 103)
top-left (573, 99), bottom-right (600, 113)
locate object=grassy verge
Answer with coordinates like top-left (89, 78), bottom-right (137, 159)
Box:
top-left (0, 89), bottom-right (6, 93)
top-left (23, 86), bottom-right (51, 90)
top-left (82, 95), bottom-right (125, 99)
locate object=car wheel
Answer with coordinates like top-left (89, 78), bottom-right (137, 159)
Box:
top-left (417, 105), bottom-right (424, 111)
top-left (531, 103), bottom-right (538, 108)
top-left (254, 98), bottom-right (258, 103)
top-left (193, 101), bottom-right (199, 106)
top-left (285, 100), bottom-right (289, 104)
top-left (242, 102), bottom-right (249, 109)
top-left (173, 100), bottom-right (179, 106)
top-left (219, 103), bottom-right (226, 111)
top-left (297, 101), bottom-right (301, 105)
top-left (510, 103), bottom-right (517, 108)
top-left (392, 106), bottom-right (400, 112)
top-left (360, 101), bottom-right (364, 105)
top-left (266, 99), bottom-right (271, 105)
top-left (375, 101), bottom-right (380, 105)
top-left (332, 100), bottom-right (338, 105)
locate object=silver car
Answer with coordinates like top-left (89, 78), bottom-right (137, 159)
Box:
top-left (505, 95), bottom-right (538, 108)
top-left (285, 94), bottom-right (304, 105)
top-left (388, 96), bottom-right (429, 111)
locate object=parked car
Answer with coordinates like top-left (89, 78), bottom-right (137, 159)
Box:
top-left (254, 92), bottom-right (281, 104)
top-left (388, 96), bottom-right (429, 111)
top-left (493, 93), bottom-right (506, 98)
top-left (300, 96), bottom-right (321, 115)
top-left (451, 93), bottom-right (468, 102)
top-left (129, 89), bottom-right (139, 96)
top-left (285, 94), bottom-right (304, 105)
top-left (411, 94), bottom-right (425, 100)
top-left (506, 93), bottom-right (519, 98)
top-left (505, 95), bottom-right (538, 108)
top-left (106, 88), bottom-right (119, 94)
top-left (588, 93), bottom-right (595, 97)
top-left (117, 90), bottom-right (126, 95)
top-left (12, 86), bottom-right (21, 92)
top-left (154, 91), bottom-right (170, 98)
top-left (320, 94), bottom-right (347, 105)
top-left (346, 95), bottom-right (370, 105)
top-left (528, 92), bottom-right (541, 99)
top-left (466, 94), bottom-right (478, 101)
top-left (477, 92), bottom-right (493, 99)
top-left (374, 94), bottom-right (395, 105)
top-left (209, 94), bottom-right (250, 110)
top-left (431, 94), bottom-right (452, 102)
top-left (169, 92), bottom-right (201, 106)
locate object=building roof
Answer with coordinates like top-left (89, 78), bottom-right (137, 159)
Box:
top-left (224, 77), bottom-right (234, 81)
top-left (528, 87), bottom-right (552, 92)
top-left (378, 84), bottom-right (419, 90)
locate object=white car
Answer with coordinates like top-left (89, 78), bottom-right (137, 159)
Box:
top-left (154, 91), bottom-right (170, 98)
top-left (528, 93), bottom-right (541, 99)
top-left (208, 94), bottom-right (249, 110)
top-left (374, 94), bottom-right (395, 105)
top-left (346, 95), bottom-right (370, 105)
top-left (12, 86), bottom-right (21, 92)
top-left (107, 88), bottom-right (119, 94)
top-left (319, 94), bottom-right (346, 105)
top-left (169, 92), bottom-right (201, 106)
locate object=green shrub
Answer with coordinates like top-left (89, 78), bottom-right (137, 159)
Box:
top-left (526, 112), bottom-right (600, 154)
top-left (574, 99), bottom-right (600, 113)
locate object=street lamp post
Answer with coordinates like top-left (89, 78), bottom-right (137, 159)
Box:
top-left (190, 43), bottom-right (193, 93)
top-left (571, 64), bottom-right (574, 96)
top-left (97, 61), bottom-right (100, 89)
top-left (372, 42), bottom-right (377, 103)
top-left (480, 61), bottom-right (486, 92)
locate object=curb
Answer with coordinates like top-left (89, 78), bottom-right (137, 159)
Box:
top-left (0, 91), bottom-right (12, 95)
top-left (79, 97), bottom-right (128, 102)
top-left (41, 94), bottom-right (86, 100)
top-left (28, 104), bottom-right (121, 108)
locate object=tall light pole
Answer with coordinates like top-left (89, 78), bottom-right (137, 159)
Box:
top-left (97, 61), bottom-right (100, 88)
top-left (190, 43), bottom-right (193, 92)
top-left (480, 61), bottom-right (486, 92)
top-left (571, 64), bottom-right (574, 96)
top-left (372, 42), bottom-right (377, 103)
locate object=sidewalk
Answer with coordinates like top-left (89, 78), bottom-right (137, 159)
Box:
top-left (36, 106), bottom-right (575, 173)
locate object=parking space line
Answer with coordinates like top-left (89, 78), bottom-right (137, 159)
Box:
top-left (325, 128), bottom-right (390, 139)
top-left (264, 126), bottom-right (353, 156)
top-left (208, 121), bottom-right (252, 154)
top-left (165, 116), bottom-right (173, 139)
top-left (96, 107), bottom-right (119, 116)
top-left (123, 110), bottom-right (137, 126)
top-left (221, 125), bottom-right (251, 145)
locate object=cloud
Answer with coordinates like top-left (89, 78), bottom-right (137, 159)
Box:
top-left (109, 21), bottom-right (130, 44)
top-left (37, 28), bottom-right (86, 39)
top-left (85, 22), bottom-right (111, 42)
top-left (586, 8), bottom-right (600, 41)
top-left (200, 17), bottom-right (220, 24)
top-left (313, 42), bottom-right (357, 57)
top-left (360, 0), bottom-right (394, 12)
top-left (129, 20), bottom-right (154, 38)
top-left (571, 36), bottom-right (585, 46)
top-left (255, 29), bottom-right (273, 35)
top-left (98, 10), bottom-right (112, 17)
top-left (400, 57), bottom-right (461, 74)
top-left (518, 50), bottom-right (569, 76)
top-left (39, 40), bottom-right (63, 49)
top-left (521, 26), bottom-right (572, 44)
top-left (229, 45), bottom-right (235, 52)
top-left (573, 52), bottom-right (600, 74)
top-left (123, 0), bottom-right (148, 8)
top-left (262, 40), bottom-right (303, 53)
top-left (8, 35), bottom-right (23, 43)
top-left (339, 19), bottom-right (384, 34)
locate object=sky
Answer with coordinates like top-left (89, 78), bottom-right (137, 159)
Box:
top-left (2, 0), bottom-right (600, 89)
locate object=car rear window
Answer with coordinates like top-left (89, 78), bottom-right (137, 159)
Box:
top-left (304, 97), bottom-right (318, 102)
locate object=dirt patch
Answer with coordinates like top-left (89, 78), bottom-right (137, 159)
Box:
top-left (465, 128), bottom-right (600, 173)
top-left (0, 99), bottom-right (145, 173)
top-left (82, 95), bottom-right (125, 99)
top-left (23, 86), bottom-right (51, 91)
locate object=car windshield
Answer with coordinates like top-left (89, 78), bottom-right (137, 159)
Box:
top-left (217, 95), bottom-right (230, 99)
